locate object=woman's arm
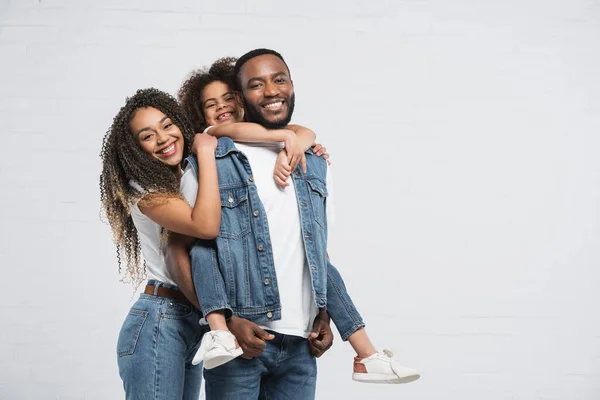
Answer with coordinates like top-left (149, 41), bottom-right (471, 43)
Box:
top-left (139, 134), bottom-right (221, 239)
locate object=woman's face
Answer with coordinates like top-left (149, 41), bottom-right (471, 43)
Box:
top-left (202, 81), bottom-right (244, 127)
top-left (130, 107), bottom-right (184, 168)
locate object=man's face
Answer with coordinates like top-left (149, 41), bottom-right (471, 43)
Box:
top-left (239, 54), bottom-right (295, 129)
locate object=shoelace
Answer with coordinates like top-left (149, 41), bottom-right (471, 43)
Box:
top-left (207, 331), bottom-right (233, 352)
top-left (374, 349), bottom-right (394, 361)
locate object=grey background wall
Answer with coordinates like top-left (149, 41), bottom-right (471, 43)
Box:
top-left (1, 0), bottom-right (599, 399)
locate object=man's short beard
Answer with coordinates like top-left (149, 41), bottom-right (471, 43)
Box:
top-left (244, 93), bottom-right (295, 129)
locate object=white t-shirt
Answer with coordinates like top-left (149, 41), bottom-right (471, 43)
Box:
top-left (180, 142), bottom-right (334, 338)
top-left (129, 181), bottom-right (177, 286)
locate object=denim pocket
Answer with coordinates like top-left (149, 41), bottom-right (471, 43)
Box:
top-left (307, 178), bottom-right (328, 228)
top-left (117, 309), bottom-right (148, 357)
top-left (162, 301), bottom-right (194, 320)
top-left (219, 186), bottom-right (250, 238)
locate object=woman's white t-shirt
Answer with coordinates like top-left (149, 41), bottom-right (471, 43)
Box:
top-left (129, 182), bottom-right (177, 286)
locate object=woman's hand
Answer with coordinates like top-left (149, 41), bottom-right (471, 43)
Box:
top-left (192, 133), bottom-right (218, 154)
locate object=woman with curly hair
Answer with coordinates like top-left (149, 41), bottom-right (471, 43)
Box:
top-left (100, 88), bottom-right (221, 399)
top-left (101, 86), bottom-right (322, 398)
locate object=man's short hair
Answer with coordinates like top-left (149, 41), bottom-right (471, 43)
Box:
top-left (234, 48), bottom-right (290, 91)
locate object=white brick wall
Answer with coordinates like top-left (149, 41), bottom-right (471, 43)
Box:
top-left (1, 0), bottom-right (599, 398)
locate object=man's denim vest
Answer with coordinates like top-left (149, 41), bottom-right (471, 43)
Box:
top-left (185, 137), bottom-right (329, 324)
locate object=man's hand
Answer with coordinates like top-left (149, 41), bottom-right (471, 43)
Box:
top-left (227, 316), bottom-right (274, 359)
top-left (308, 311), bottom-right (334, 357)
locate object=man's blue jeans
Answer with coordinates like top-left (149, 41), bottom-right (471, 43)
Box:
top-left (117, 280), bottom-right (208, 400)
top-left (204, 331), bottom-right (317, 399)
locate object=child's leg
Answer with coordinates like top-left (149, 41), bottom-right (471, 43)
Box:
top-left (324, 261), bottom-right (366, 346)
top-left (205, 310), bottom-right (229, 331)
top-left (190, 240), bottom-right (233, 320)
top-left (326, 260), bottom-right (420, 384)
top-left (325, 263), bottom-right (376, 357)
top-left (346, 328), bottom-right (377, 359)
top-left (189, 241), bottom-right (242, 368)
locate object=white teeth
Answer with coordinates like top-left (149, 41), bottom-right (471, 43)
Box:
top-left (264, 101), bottom-right (283, 109)
top-left (217, 113), bottom-right (231, 120)
top-left (159, 143), bottom-right (175, 154)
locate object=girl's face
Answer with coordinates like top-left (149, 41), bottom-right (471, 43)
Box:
top-left (202, 81), bottom-right (244, 127)
top-left (130, 107), bottom-right (184, 168)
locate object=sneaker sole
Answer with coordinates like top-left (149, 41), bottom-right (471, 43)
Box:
top-left (203, 347), bottom-right (244, 370)
top-left (352, 372), bottom-right (420, 384)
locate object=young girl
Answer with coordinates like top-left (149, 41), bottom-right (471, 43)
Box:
top-left (176, 57), bottom-right (420, 384)
top-left (100, 88), bottom-right (327, 398)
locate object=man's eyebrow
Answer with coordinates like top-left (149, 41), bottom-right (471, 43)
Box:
top-left (247, 72), bottom-right (288, 86)
top-left (247, 77), bottom-right (265, 85)
top-left (136, 116), bottom-right (168, 135)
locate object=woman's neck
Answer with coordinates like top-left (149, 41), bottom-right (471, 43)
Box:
top-left (170, 165), bottom-right (182, 181)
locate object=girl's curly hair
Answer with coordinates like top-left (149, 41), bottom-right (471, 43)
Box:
top-left (178, 57), bottom-right (238, 133)
top-left (99, 88), bottom-right (195, 285)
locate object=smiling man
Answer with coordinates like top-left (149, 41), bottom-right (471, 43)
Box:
top-left (237, 52), bottom-right (296, 129)
top-left (197, 49), bottom-right (334, 399)
top-left (172, 49), bottom-right (379, 399)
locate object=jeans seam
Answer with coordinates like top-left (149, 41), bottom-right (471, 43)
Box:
top-left (153, 306), bottom-right (162, 400)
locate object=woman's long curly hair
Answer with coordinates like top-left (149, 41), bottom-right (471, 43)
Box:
top-left (99, 88), bottom-right (195, 285)
top-left (178, 57), bottom-right (238, 133)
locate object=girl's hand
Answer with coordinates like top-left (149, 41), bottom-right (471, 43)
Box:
top-left (282, 130), bottom-right (308, 173)
top-left (311, 142), bottom-right (331, 165)
top-left (273, 150), bottom-right (292, 188)
top-left (192, 133), bottom-right (218, 154)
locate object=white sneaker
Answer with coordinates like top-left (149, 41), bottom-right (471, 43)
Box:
top-left (192, 330), bottom-right (243, 369)
top-left (352, 349), bottom-right (420, 384)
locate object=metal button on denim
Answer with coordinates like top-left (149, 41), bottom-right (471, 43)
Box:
top-left (258, 244), bottom-right (264, 251)
top-left (264, 278), bottom-right (270, 285)
top-left (267, 312), bottom-right (273, 318)
top-left (249, 176), bottom-right (254, 182)
top-left (253, 210), bottom-right (259, 217)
